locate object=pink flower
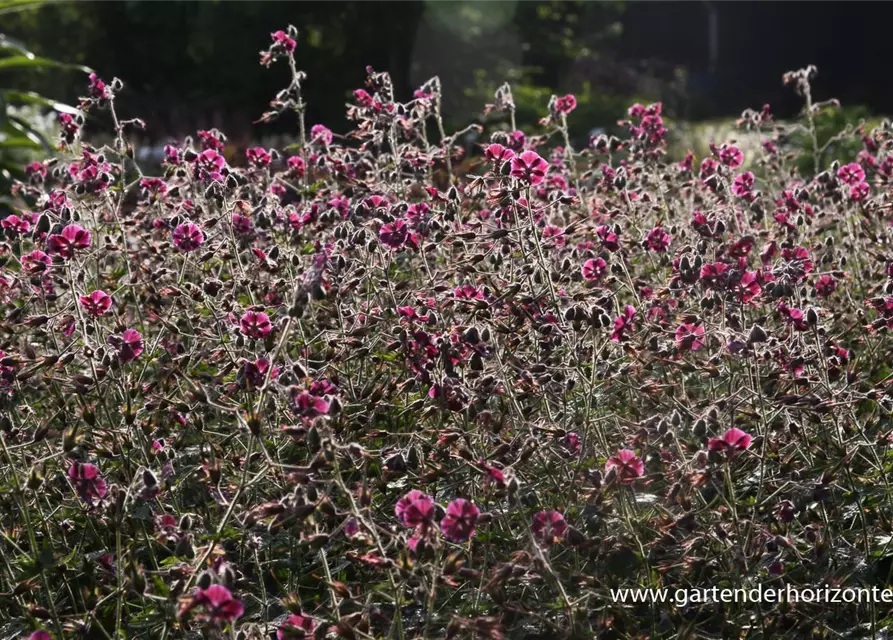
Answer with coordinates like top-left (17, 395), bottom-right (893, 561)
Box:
top-left (310, 124), bottom-right (333, 146)
top-left (379, 218), bottom-right (409, 250)
top-left (675, 323), bottom-right (705, 351)
top-left (645, 226), bottom-right (671, 252)
top-left (849, 181), bottom-right (870, 202)
top-left (26, 633), bottom-right (52, 640)
top-left (1, 214), bottom-right (31, 237)
top-left (838, 162), bottom-right (865, 185)
top-left (596, 225), bottom-right (620, 251)
top-left (611, 305), bottom-right (636, 342)
top-left (108, 328), bottom-right (144, 363)
top-left (79, 290), bottom-right (112, 317)
top-left (581, 257), bottom-right (608, 282)
top-left (554, 94), bottom-right (577, 115)
top-left (287, 155), bottom-right (306, 178)
top-left (278, 613), bottom-right (317, 639)
top-left (708, 427), bottom-right (753, 455)
top-left (189, 585), bottom-right (245, 623)
top-left (172, 223), bottom-right (205, 252)
top-left (395, 490), bottom-right (434, 527)
top-left (246, 147), bottom-right (272, 167)
top-left (440, 498), bottom-right (480, 542)
top-left (605, 449), bottom-right (644, 483)
top-left (531, 510), bottom-right (568, 545)
top-left (718, 145), bottom-right (744, 168)
top-left (814, 274), bottom-right (838, 298)
top-left (732, 171), bottom-right (755, 197)
top-left (21, 250), bottom-right (52, 274)
top-left (510, 150), bottom-right (548, 185)
top-left (271, 30), bottom-right (297, 53)
top-left (47, 224), bottom-right (91, 259)
top-left (484, 143), bottom-right (515, 163)
top-left (239, 358), bottom-right (280, 390)
top-left (240, 311), bottom-right (273, 339)
top-left (291, 390), bottom-right (330, 419)
top-left (88, 72), bottom-right (109, 100)
top-left (68, 461), bottom-right (108, 506)
top-left (194, 148), bottom-right (226, 182)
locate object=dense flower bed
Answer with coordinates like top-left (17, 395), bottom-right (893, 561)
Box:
top-left (3, 27), bottom-right (893, 639)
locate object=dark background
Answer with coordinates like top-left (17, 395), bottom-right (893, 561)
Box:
top-left (5, 1), bottom-right (892, 145)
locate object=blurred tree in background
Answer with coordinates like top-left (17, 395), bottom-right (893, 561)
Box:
top-left (3, 0), bottom-right (671, 148)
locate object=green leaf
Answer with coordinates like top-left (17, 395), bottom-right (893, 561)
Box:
top-left (0, 54), bottom-right (91, 74)
top-left (0, 135), bottom-right (41, 150)
top-left (0, 89), bottom-right (80, 114)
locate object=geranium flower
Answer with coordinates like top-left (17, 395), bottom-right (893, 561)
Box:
top-left (510, 150), bottom-right (548, 185)
top-left (68, 461), bottom-right (108, 506)
top-left (675, 322), bottom-right (705, 351)
top-left (484, 143), bottom-right (515, 163)
top-left (708, 427), bottom-right (753, 455)
top-left (645, 226), bottom-right (671, 252)
top-left (278, 613), bottom-right (317, 639)
top-left (395, 490), bottom-right (434, 527)
top-left (837, 162), bottom-right (865, 185)
top-left (79, 290), bottom-right (113, 317)
top-left (310, 124), bottom-right (333, 146)
top-left (582, 257), bottom-right (608, 282)
top-left (22, 250), bottom-right (52, 274)
top-left (180, 585), bottom-right (244, 623)
top-left (732, 171), bottom-right (755, 197)
top-left (605, 449), bottom-right (644, 483)
top-left (240, 311), bottom-right (273, 339)
top-left (554, 94), bottom-right (577, 115)
top-left (47, 224), bottom-right (91, 259)
top-left (379, 219), bottom-right (409, 250)
top-left (440, 498), bottom-right (480, 542)
top-left (172, 223), bottom-right (205, 252)
top-left (108, 329), bottom-right (144, 363)
top-left (531, 510), bottom-right (568, 545)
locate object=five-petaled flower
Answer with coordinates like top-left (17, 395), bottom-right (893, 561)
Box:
top-left (605, 449), bottom-right (645, 483)
top-left (582, 257), bottom-right (608, 282)
top-left (708, 427), bottom-right (753, 456)
top-left (172, 223), bottom-right (205, 252)
top-left (531, 510), bottom-right (568, 545)
top-left (179, 584), bottom-right (245, 623)
top-left (278, 613), bottom-right (317, 639)
top-left (675, 322), bottom-right (706, 351)
top-left (79, 290), bottom-right (113, 317)
top-left (510, 150), bottom-right (548, 185)
top-left (395, 490), bottom-right (435, 527)
top-left (240, 310), bottom-right (273, 339)
top-left (108, 328), bottom-right (144, 363)
top-left (47, 224), bottom-right (91, 259)
top-left (440, 498), bottom-right (480, 542)
top-left (68, 461), bottom-right (108, 506)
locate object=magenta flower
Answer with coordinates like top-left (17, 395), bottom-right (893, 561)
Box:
top-left (440, 498), bottom-right (480, 542)
top-left (68, 461), bottom-right (108, 506)
top-left (837, 162), bottom-right (865, 185)
top-left (27, 632), bottom-right (52, 640)
top-left (379, 218), bottom-right (409, 250)
top-left (21, 250), bottom-right (52, 274)
top-left (187, 585), bottom-right (245, 623)
top-left (395, 490), bottom-right (435, 527)
top-left (278, 613), bottom-right (317, 639)
top-left (596, 225), bottom-right (620, 252)
top-left (605, 449), bottom-right (644, 483)
top-left (531, 510), bottom-right (568, 545)
top-left (510, 150), bottom-right (548, 185)
top-left (644, 226), bottom-right (671, 252)
top-left (47, 224), bottom-right (91, 259)
top-left (194, 148), bottom-right (227, 182)
top-left (1, 214), bottom-right (30, 237)
top-left (554, 94), bottom-right (577, 115)
top-left (246, 146), bottom-right (272, 167)
top-left (108, 328), bottom-right (144, 363)
top-left (675, 323), bottom-right (705, 351)
top-left (484, 143), bottom-right (515, 164)
top-left (708, 427), bottom-right (753, 455)
top-left (290, 390), bottom-right (330, 420)
top-left (172, 223), bottom-right (205, 252)
top-left (79, 290), bottom-right (113, 317)
top-left (271, 30), bottom-right (297, 53)
top-left (287, 155), bottom-right (306, 178)
top-left (240, 311), bottom-right (273, 339)
top-left (239, 358), bottom-right (280, 390)
top-left (732, 171), bottom-right (755, 197)
top-left (611, 305), bottom-right (637, 342)
top-left (849, 181), bottom-right (870, 202)
top-left (582, 257), bottom-right (608, 283)
top-left (310, 124), bottom-right (333, 146)
top-left (718, 145), bottom-right (744, 168)
top-left (815, 274), bottom-right (838, 298)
